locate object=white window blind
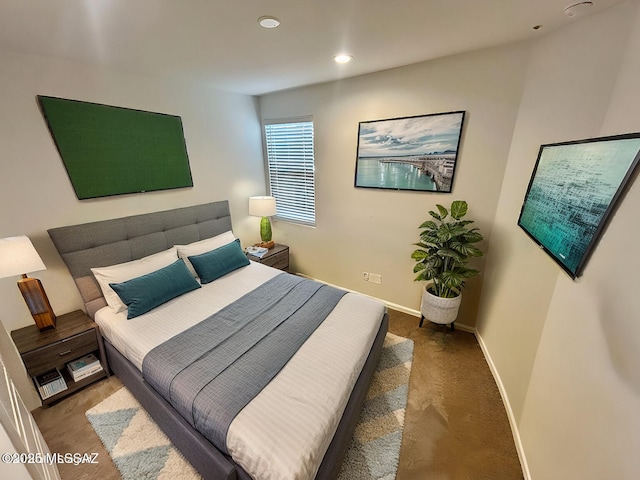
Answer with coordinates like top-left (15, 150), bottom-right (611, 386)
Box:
top-left (264, 119), bottom-right (316, 226)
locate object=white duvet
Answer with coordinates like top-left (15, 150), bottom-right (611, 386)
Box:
top-left (95, 261), bottom-right (385, 480)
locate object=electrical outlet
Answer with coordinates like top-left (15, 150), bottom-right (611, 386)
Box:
top-left (369, 273), bottom-right (382, 285)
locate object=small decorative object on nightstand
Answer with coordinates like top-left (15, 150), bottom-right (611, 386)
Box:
top-left (247, 243), bottom-right (289, 272)
top-left (11, 310), bottom-right (110, 405)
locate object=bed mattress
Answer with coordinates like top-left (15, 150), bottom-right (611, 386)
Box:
top-left (95, 261), bottom-right (385, 480)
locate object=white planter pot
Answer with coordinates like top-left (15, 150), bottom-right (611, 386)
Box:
top-left (420, 284), bottom-right (462, 326)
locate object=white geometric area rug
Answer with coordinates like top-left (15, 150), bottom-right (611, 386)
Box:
top-left (86, 333), bottom-right (413, 480)
top-left (86, 386), bottom-right (199, 480)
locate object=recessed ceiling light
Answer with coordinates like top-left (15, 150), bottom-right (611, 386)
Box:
top-left (258, 16), bottom-right (280, 28)
top-left (333, 54), bottom-right (353, 64)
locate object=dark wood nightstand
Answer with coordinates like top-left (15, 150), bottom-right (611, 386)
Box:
top-left (247, 243), bottom-right (289, 271)
top-left (11, 310), bottom-right (110, 405)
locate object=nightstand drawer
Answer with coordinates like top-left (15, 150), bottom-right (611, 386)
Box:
top-left (22, 330), bottom-right (98, 376)
top-left (262, 249), bottom-right (289, 270)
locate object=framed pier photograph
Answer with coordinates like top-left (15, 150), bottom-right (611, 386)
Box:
top-left (354, 111), bottom-right (465, 193)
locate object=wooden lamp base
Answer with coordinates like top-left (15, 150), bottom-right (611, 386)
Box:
top-left (256, 241), bottom-right (275, 249)
top-left (17, 275), bottom-right (56, 331)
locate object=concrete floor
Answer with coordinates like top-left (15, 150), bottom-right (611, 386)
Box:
top-left (32, 310), bottom-right (523, 479)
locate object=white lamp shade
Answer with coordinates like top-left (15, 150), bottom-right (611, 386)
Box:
top-left (0, 236), bottom-right (47, 278)
top-left (249, 196), bottom-right (277, 217)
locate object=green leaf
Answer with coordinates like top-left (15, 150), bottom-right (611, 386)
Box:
top-left (436, 230), bottom-right (452, 242)
top-left (428, 210), bottom-right (442, 221)
top-left (429, 256), bottom-right (443, 267)
top-left (465, 245), bottom-right (484, 257)
top-left (449, 241), bottom-right (471, 256)
top-left (437, 222), bottom-right (468, 242)
top-left (411, 249), bottom-right (430, 260)
top-left (441, 270), bottom-right (464, 288)
top-left (463, 231), bottom-right (484, 243)
top-left (418, 220), bottom-right (438, 230)
top-left (420, 231), bottom-right (440, 242)
top-left (443, 223), bottom-right (467, 238)
top-left (416, 262), bottom-right (439, 281)
top-left (414, 271), bottom-right (427, 282)
top-left (436, 204), bottom-right (448, 220)
top-left (450, 200), bottom-right (468, 219)
top-left (455, 220), bottom-right (474, 227)
top-left (437, 248), bottom-right (463, 262)
top-left (460, 268), bottom-right (480, 278)
top-left (449, 241), bottom-right (482, 257)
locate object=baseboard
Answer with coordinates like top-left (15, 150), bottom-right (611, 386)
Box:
top-left (294, 273), bottom-right (475, 333)
top-left (474, 329), bottom-right (532, 480)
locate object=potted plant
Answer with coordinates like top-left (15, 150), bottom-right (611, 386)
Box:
top-left (411, 200), bottom-right (484, 329)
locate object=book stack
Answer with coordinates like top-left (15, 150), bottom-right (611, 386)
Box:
top-left (34, 369), bottom-right (68, 400)
top-left (246, 246), bottom-right (268, 258)
top-left (67, 353), bottom-right (103, 382)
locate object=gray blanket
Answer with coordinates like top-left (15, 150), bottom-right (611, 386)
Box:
top-left (142, 273), bottom-right (347, 453)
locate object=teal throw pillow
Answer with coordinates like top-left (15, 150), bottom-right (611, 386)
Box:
top-left (188, 239), bottom-right (250, 284)
top-left (110, 258), bottom-right (201, 319)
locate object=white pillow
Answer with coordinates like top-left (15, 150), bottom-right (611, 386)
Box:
top-left (91, 247), bottom-right (179, 313)
top-left (176, 231), bottom-right (236, 277)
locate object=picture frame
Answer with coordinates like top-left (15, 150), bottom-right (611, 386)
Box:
top-left (354, 111), bottom-right (465, 192)
top-left (518, 132), bottom-right (640, 279)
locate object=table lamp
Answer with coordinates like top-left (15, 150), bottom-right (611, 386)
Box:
top-left (0, 236), bottom-right (56, 331)
top-left (249, 196), bottom-right (277, 249)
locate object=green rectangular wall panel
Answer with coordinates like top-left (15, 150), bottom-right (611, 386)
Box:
top-left (38, 96), bottom-right (193, 199)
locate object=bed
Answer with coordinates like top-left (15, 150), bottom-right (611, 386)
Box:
top-left (48, 201), bottom-right (388, 480)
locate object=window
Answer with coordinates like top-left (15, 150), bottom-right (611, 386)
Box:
top-left (263, 118), bottom-right (316, 226)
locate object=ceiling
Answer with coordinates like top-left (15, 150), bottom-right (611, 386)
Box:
top-left (0, 0), bottom-right (625, 96)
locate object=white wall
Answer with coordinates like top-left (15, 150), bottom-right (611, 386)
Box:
top-left (259, 43), bottom-right (530, 326)
top-left (0, 50), bottom-right (266, 409)
top-left (477, 1), bottom-right (640, 478)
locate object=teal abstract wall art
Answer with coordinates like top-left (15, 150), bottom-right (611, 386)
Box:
top-left (518, 133), bottom-right (640, 278)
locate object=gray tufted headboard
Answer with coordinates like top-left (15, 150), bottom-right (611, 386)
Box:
top-left (48, 201), bottom-right (232, 318)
